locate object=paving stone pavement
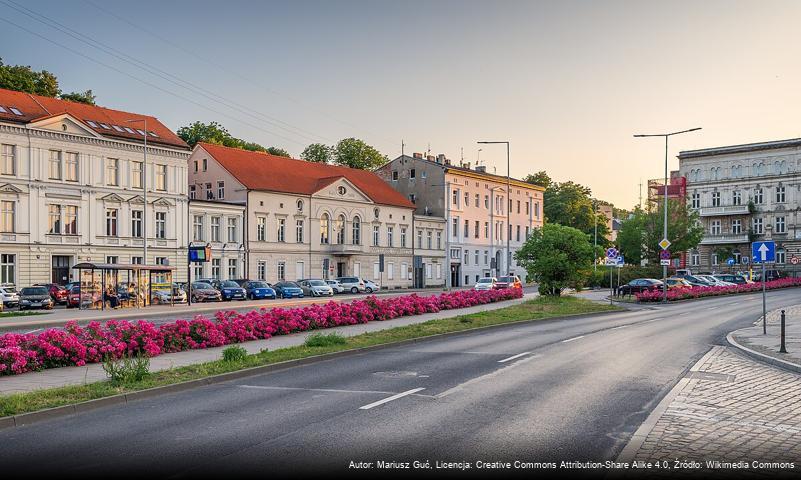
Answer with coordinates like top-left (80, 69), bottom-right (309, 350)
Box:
top-left (619, 346), bottom-right (801, 478)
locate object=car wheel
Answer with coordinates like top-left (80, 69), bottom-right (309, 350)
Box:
top-left (351, 287), bottom-right (358, 294)
top-left (366, 287), bottom-right (373, 293)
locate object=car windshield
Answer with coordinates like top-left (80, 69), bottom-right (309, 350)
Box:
top-left (477, 278), bottom-right (493, 283)
top-left (250, 282), bottom-right (269, 288)
top-left (498, 276), bottom-right (513, 282)
top-left (220, 281), bottom-right (240, 288)
top-left (21, 287), bottom-right (47, 295)
top-left (309, 280), bottom-right (326, 286)
top-left (0, 287), bottom-right (15, 293)
top-left (193, 282), bottom-right (212, 289)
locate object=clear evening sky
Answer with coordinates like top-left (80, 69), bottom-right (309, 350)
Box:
top-left (1, 0), bottom-right (799, 209)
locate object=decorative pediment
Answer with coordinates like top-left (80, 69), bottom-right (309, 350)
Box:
top-left (28, 113), bottom-right (103, 138)
top-left (151, 197), bottom-right (173, 207)
top-left (312, 177), bottom-right (372, 203)
top-left (127, 195), bottom-right (145, 204)
top-left (0, 183), bottom-right (23, 194)
top-left (101, 193), bottom-right (125, 202)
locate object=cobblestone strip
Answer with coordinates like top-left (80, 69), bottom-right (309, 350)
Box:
top-left (617, 347), bottom-right (801, 478)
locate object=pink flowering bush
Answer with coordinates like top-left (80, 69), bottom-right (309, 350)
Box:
top-left (0, 288), bottom-right (522, 376)
top-left (635, 277), bottom-right (801, 302)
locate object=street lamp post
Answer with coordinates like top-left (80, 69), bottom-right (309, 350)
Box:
top-left (634, 127), bottom-right (701, 303)
top-left (127, 118), bottom-right (148, 265)
top-left (593, 199), bottom-right (598, 273)
top-left (478, 141), bottom-right (510, 276)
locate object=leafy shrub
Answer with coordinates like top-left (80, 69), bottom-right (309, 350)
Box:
top-left (102, 353), bottom-right (150, 385)
top-left (221, 345), bottom-right (248, 363)
top-left (304, 332), bottom-right (347, 347)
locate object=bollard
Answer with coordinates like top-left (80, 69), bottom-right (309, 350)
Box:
top-left (780, 310), bottom-right (787, 354)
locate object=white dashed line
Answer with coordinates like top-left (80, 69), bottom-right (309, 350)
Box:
top-left (498, 352), bottom-right (531, 363)
top-left (359, 388), bottom-right (426, 410)
top-left (561, 335), bottom-right (585, 343)
top-left (24, 328), bottom-right (42, 334)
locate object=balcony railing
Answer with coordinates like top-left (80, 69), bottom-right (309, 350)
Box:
top-left (700, 233), bottom-right (749, 245)
top-left (699, 205), bottom-right (750, 216)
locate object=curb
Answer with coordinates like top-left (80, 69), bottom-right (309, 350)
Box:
top-left (725, 331), bottom-right (801, 374)
top-left (0, 302), bottom-right (623, 430)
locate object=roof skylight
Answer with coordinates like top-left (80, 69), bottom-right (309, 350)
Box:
top-left (0, 106), bottom-right (7, 113)
top-left (9, 107), bottom-right (22, 116)
top-left (112, 125), bottom-right (124, 132)
top-left (99, 123), bottom-right (111, 129)
top-left (86, 120), bottom-right (99, 128)
top-left (123, 127), bottom-right (136, 134)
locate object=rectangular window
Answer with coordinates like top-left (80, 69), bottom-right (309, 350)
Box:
top-left (277, 261), bottom-right (286, 281)
top-left (534, 202), bottom-right (540, 218)
top-left (49, 150), bottom-right (62, 180)
top-left (227, 218), bottom-right (237, 243)
top-left (373, 262), bottom-right (380, 280)
top-left (484, 250), bottom-right (489, 265)
top-left (106, 209), bottom-right (118, 236)
top-left (484, 195), bottom-right (489, 209)
top-left (427, 230), bottom-right (433, 250)
top-left (65, 205), bottom-right (77, 234)
top-left (0, 144), bottom-right (15, 175)
top-left (205, 183), bottom-right (213, 199)
top-left (211, 217), bottom-right (220, 242)
top-left (776, 186), bottom-right (786, 203)
top-left (202, 158), bottom-right (207, 172)
top-left (474, 220), bottom-right (480, 238)
top-left (257, 261), bottom-right (266, 281)
top-left (731, 219), bottom-right (741, 235)
top-left (464, 249), bottom-right (469, 266)
top-left (691, 192), bottom-right (700, 209)
top-left (131, 161), bottom-right (143, 189)
top-left (464, 192), bottom-right (469, 207)
top-left (217, 181), bottom-right (225, 199)
top-left (753, 217), bottom-right (763, 235)
top-left (106, 158), bottom-right (119, 186)
top-left (277, 218), bottom-right (286, 242)
top-left (388, 262), bottom-right (394, 280)
top-left (436, 231), bottom-right (442, 249)
top-left (400, 262), bottom-right (407, 281)
top-left (474, 250), bottom-right (479, 264)
top-left (296, 219), bottom-right (304, 243)
top-left (189, 185), bottom-right (196, 200)
top-left (211, 259), bottom-right (221, 280)
top-left (193, 263), bottom-right (203, 279)
top-left (453, 189), bottom-right (459, 206)
top-left (257, 217), bottom-right (266, 241)
top-left (710, 220), bottom-right (721, 235)
top-left (426, 264), bottom-right (433, 279)
top-left (155, 211), bottom-right (166, 239)
top-left (65, 152), bottom-right (78, 182)
top-left (451, 218), bottom-right (458, 238)
top-left (417, 229), bottom-right (423, 248)
top-left (0, 254), bottom-right (14, 284)
top-left (732, 191), bottom-right (741, 206)
top-left (387, 226), bottom-right (394, 247)
top-left (48, 205), bottom-right (61, 234)
top-left (131, 210), bottom-right (143, 238)
top-left (516, 225), bottom-right (521, 242)
top-left (691, 251), bottom-right (699, 267)
top-left (711, 191), bottom-right (720, 207)
top-left (155, 164), bottom-right (167, 191)
top-left (228, 259), bottom-right (237, 279)
top-left (392, 171), bottom-right (398, 181)
top-left (373, 225), bottom-right (380, 246)
top-left (296, 261), bottom-right (305, 280)
top-left (400, 227), bottom-right (407, 247)
top-left (775, 216), bottom-right (786, 234)
top-left (193, 215), bottom-right (203, 241)
top-left (753, 188), bottom-right (763, 205)
top-left (777, 249), bottom-right (786, 264)
top-left (517, 200), bottom-right (521, 214)
top-left (131, 256), bottom-right (143, 265)
top-left (410, 169), bottom-right (416, 179)
top-left (106, 256), bottom-right (119, 264)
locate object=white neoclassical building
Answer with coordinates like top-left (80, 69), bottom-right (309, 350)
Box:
top-left (0, 88), bottom-right (191, 286)
top-left (679, 138), bottom-right (801, 273)
top-left (187, 142), bottom-right (427, 289)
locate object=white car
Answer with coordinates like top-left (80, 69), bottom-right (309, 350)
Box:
top-left (698, 275), bottom-right (736, 287)
top-left (326, 280), bottom-right (345, 294)
top-left (0, 284), bottom-right (19, 307)
top-left (335, 276), bottom-right (366, 294)
top-left (474, 277), bottom-right (497, 291)
top-left (362, 279), bottom-right (380, 293)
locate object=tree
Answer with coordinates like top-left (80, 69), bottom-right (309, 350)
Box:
top-left (301, 143), bottom-right (332, 163)
top-left (524, 171), bottom-right (552, 189)
top-left (617, 206), bottom-right (646, 265)
top-left (515, 223), bottom-right (597, 296)
top-left (0, 58), bottom-right (60, 97)
top-left (177, 121), bottom-right (289, 156)
top-left (332, 137), bottom-right (387, 170)
top-left (59, 89), bottom-right (96, 105)
top-left (617, 200), bottom-right (704, 265)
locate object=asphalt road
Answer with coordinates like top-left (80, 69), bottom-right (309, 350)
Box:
top-left (1, 288), bottom-right (797, 478)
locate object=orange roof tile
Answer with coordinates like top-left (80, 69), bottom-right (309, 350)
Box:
top-left (199, 142), bottom-right (414, 209)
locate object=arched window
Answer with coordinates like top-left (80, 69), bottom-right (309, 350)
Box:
top-left (320, 213), bottom-right (330, 244)
top-left (335, 214), bottom-right (345, 244)
top-left (296, 199), bottom-right (304, 211)
top-left (352, 216), bottom-right (361, 245)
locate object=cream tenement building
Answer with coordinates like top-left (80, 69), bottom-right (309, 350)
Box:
top-left (0, 88), bottom-right (191, 286)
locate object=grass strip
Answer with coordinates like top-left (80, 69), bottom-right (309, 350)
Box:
top-left (0, 295), bottom-right (620, 417)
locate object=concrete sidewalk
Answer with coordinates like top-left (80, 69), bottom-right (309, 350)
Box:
top-left (728, 304), bottom-right (801, 373)
top-left (0, 293), bottom-right (537, 395)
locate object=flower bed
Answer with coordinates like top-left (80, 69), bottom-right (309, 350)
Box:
top-left (0, 288), bottom-right (523, 376)
top-left (635, 277), bottom-right (801, 302)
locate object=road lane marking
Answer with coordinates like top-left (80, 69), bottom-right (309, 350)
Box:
top-left (561, 335), bottom-right (585, 343)
top-left (610, 325), bottom-right (629, 330)
top-left (238, 385), bottom-right (397, 395)
top-left (359, 388), bottom-right (426, 410)
top-left (498, 352), bottom-right (531, 363)
top-left (24, 328), bottom-right (43, 334)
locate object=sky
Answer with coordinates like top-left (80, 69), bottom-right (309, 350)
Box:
top-left (2, 0), bottom-right (800, 209)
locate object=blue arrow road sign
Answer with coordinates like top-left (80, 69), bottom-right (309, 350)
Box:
top-left (751, 241), bottom-right (775, 263)
top-left (727, 258), bottom-right (735, 266)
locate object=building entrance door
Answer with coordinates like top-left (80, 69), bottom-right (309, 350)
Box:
top-left (337, 262), bottom-right (346, 278)
top-left (450, 264), bottom-right (460, 287)
top-left (52, 255), bottom-right (71, 285)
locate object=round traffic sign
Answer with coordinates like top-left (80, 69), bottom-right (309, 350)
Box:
top-left (606, 248), bottom-right (618, 259)
top-left (792, 256), bottom-right (799, 265)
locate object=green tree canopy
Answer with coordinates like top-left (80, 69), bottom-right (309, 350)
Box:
top-left (617, 200), bottom-right (704, 265)
top-left (301, 143), bottom-right (333, 163)
top-left (332, 137), bottom-right (387, 170)
top-left (515, 223), bottom-right (598, 296)
top-left (617, 206), bottom-right (646, 264)
top-left (523, 171), bottom-right (552, 189)
top-left (177, 121), bottom-right (289, 157)
top-left (0, 58), bottom-right (60, 97)
top-left (59, 89), bottom-right (96, 105)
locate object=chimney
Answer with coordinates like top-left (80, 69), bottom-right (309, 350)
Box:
top-left (475, 165), bottom-right (486, 173)
top-left (426, 155), bottom-right (435, 162)
top-left (445, 158), bottom-right (451, 166)
top-left (413, 152), bottom-right (423, 159)
top-left (436, 153), bottom-right (446, 164)
top-left (465, 162), bottom-right (471, 170)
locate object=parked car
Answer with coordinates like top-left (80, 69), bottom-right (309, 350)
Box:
top-left (0, 284), bottom-right (18, 307)
top-left (151, 283), bottom-right (187, 304)
top-left (33, 283), bottom-right (68, 305)
top-left (298, 279), bottom-right (334, 297)
top-left (495, 275), bottom-right (522, 290)
top-left (474, 277), bottom-right (497, 291)
top-left (65, 285), bottom-right (102, 309)
top-left (242, 281), bottom-right (276, 300)
top-left (326, 279), bottom-right (345, 294)
top-left (696, 275), bottom-right (736, 287)
top-left (714, 274), bottom-right (750, 285)
top-left (666, 277), bottom-right (693, 289)
top-left (681, 275), bottom-right (714, 287)
top-left (211, 280), bottom-right (247, 301)
top-left (19, 286), bottom-right (54, 310)
top-left (230, 279), bottom-right (251, 287)
top-left (273, 281), bottom-right (304, 299)
top-left (752, 269), bottom-right (786, 282)
top-left (618, 278), bottom-right (664, 296)
top-left (362, 279), bottom-right (380, 293)
top-left (189, 282), bottom-right (222, 303)
top-left (335, 276), bottom-right (366, 294)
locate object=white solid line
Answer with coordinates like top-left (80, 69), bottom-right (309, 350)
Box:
top-left (498, 351), bottom-right (531, 363)
top-left (238, 385), bottom-right (395, 395)
top-left (24, 328), bottom-right (42, 334)
top-left (359, 388), bottom-right (426, 410)
top-left (561, 335), bottom-right (585, 343)
top-left (610, 325), bottom-right (629, 330)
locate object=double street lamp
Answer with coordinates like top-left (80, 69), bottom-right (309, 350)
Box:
top-left (634, 127), bottom-right (702, 303)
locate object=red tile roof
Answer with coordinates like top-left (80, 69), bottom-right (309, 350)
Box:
top-left (0, 87), bottom-right (188, 149)
top-left (199, 142), bottom-right (414, 208)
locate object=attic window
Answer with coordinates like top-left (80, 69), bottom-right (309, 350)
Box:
top-left (123, 127), bottom-right (136, 134)
top-left (86, 120), bottom-right (98, 128)
top-left (148, 131), bottom-right (159, 137)
top-left (0, 106), bottom-right (6, 113)
top-left (112, 125), bottom-right (125, 132)
top-left (99, 123), bottom-right (111, 129)
top-left (9, 107), bottom-right (22, 116)
top-left (136, 129), bottom-right (145, 136)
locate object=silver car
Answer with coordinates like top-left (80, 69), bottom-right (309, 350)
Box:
top-left (361, 278), bottom-right (380, 293)
top-left (474, 277), bottom-right (497, 291)
top-left (298, 279), bottom-right (334, 297)
top-left (335, 276), bottom-right (366, 294)
top-left (0, 284), bottom-right (19, 307)
top-left (326, 280), bottom-right (345, 294)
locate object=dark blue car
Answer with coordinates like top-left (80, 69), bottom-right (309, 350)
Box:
top-left (243, 281), bottom-right (276, 300)
top-left (212, 280), bottom-right (247, 301)
top-left (273, 281), bottom-right (304, 299)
